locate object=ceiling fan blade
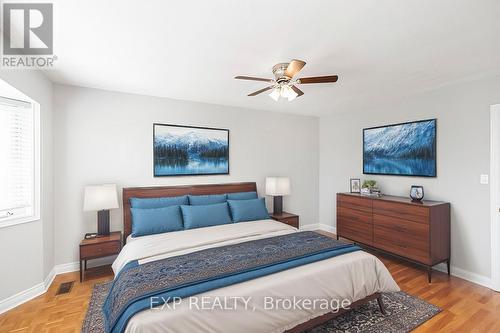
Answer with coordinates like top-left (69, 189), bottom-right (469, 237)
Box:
top-left (291, 85), bottom-right (304, 97)
top-left (284, 59), bottom-right (306, 78)
top-left (298, 75), bottom-right (338, 84)
top-left (248, 86), bottom-right (273, 96)
top-left (235, 76), bottom-right (274, 83)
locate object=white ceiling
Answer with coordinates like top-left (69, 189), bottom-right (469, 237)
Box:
top-left (39, 0), bottom-right (500, 116)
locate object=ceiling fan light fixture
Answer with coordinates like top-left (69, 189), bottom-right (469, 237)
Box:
top-left (269, 87), bottom-right (280, 101)
top-left (235, 59), bottom-right (338, 100)
top-left (281, 85), bottom-right (298, 101)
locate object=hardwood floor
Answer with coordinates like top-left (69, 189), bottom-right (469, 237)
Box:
top-left (1, 244), bottom-right (500, 332)
top-left (0, 266), bottom-right (112, 333)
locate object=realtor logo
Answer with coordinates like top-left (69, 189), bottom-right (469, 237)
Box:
top-left (2, 3), bottom-right (53, 55)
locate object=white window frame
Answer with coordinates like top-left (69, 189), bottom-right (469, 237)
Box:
top-left (0, 99), bottom-right (40, 228)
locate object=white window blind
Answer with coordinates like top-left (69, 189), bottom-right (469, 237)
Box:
top-left (0, 96), bottom-right (35, 222)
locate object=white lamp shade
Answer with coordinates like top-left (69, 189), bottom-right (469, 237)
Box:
top-left (83, 184), bottom-right (119, 211)
top-left (265, 177), bottom-right (291, 196)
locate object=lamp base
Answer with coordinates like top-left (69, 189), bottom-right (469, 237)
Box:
top-left (97, 210), bottom-right (110, 236)
top-left (273, 196), bottom-right (283, 215)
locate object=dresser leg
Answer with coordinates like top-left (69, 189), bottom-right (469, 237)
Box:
top-left (80, 260), bottom-right (83, 282)
top-left (336, 235), bottom-right (339, 240)
top-left (447, 260), bottom-right (450, 276)
top-left (427, 267), bottom-right (432, 283)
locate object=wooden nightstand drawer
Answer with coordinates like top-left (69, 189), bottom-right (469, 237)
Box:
top-left (80, 241), bottom-right (120, 258)
top-left (280, 217), bottom-right (299, 228)
top-left (269, 212), bottom-right (299, 228)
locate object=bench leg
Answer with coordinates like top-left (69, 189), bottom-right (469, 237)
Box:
top-left (377, 294), bottom-right (386, 315)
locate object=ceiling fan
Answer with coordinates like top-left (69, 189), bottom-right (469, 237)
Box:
top-left (234, 59), bottom-right (338, 102)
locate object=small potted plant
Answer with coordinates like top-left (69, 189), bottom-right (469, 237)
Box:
top-left (361, 180), bottom-right (380, 195)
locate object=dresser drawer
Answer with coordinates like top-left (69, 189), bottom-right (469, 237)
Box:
top-left (337, 213), bottom-right (372, 246)
top-left (373, 214), bottom-right (429, 242)
top-left (373, 200), bottom-right (429, 224)
top-left (338, 207), bottom-right (372, 224)
top-left (373, 217), bottom-right (430, 264)
top-left (337, 194), bottom-right (372, 213)
top-left (80, 241), bottom-right (121, 259)
top-left (337, 222), bottom-right (372, 245)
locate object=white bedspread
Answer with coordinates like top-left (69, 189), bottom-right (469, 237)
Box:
top-left (112, 220), bottom-right (399, 333)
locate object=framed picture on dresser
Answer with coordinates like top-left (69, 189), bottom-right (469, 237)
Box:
top-left (350, 178), bottom-right (361, 193)
top-left (153, 123), bottom-right (229, 177)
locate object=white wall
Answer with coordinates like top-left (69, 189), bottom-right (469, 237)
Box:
top-left (53, 85), bottom-right (319, 265)
top-left (0, 71), bottom-right (54, 301)
top-left (319, 75), bottom-right (500, 283)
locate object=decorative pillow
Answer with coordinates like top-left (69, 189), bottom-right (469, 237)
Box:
top-left (130, 195), bottom-right (188, 209)
top-left (180, 203), bottom-right (232, 230)
top-left (131, 205), bottom-right (183, 237)
top-left (188, 194), bottom-right (227, 205)
top-left (227, 198), bottom-right (269, 223)
top-left (226, 191), bottom-right (258, 200)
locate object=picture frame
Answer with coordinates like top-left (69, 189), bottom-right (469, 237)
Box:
top-left (350, 178), bottom-right (361, 193)
top-left (153, 123), bottom-right (229, 177)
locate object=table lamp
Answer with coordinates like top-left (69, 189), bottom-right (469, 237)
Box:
top-left (83, 184), bottom-right (119, 236)
top-left (265, 177), bottom-right (290, 214)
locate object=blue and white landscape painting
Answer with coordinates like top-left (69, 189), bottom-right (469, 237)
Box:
top-left (154, 124), bottom-right (229, 176)
top-left (363, 119), bottom-right (436, 177)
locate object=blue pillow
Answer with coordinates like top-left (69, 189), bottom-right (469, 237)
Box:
top-left (131, 206), bottom-right (183, 237)
top-left (226, 191), bottom-right (258, 200)
top-left (130, 195), bottom-right (188, 209)
top-left (181, 203), bottom-right (232, 230)
top-left (188, 194), bottom-right (227, 205)
top-left (227, 198), bottom-right (269, 222)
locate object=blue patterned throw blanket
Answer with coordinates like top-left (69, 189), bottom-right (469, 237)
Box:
top-left (103, 231), bottom-right (361, 333)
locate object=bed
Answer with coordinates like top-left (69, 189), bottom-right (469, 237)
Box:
top-left (108, 182), bottom-right (399, 333)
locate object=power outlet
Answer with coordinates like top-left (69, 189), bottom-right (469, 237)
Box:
top-left (480, 174), bottom-right (489, 184)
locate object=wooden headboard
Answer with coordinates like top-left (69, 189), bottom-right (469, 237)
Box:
top-left (122, 182), bottom-right (257, 242)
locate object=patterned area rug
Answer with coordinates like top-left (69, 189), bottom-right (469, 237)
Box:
top-left (82, 282), bottom-right (440, 333)
top-left (304, 292), bottom-right (441, 333)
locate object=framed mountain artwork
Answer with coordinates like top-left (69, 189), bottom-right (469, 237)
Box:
top-left (153, 124), bottom-right (229, 176)
top-left (363, 119), bottom-right (436, 177)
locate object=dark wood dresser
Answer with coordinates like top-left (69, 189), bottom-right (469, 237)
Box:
top-left (336, 193), bottom-right (450, 282)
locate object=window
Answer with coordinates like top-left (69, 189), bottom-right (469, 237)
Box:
top-left (0, 96), bottom-right (39, 226)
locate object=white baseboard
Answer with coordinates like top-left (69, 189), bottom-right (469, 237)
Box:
top-left (300, 223), bottom-right (337, 234)
top-left (434, 263), bottom-right (491, 289)
top-left (44, 267), bottom-right (56, 292)
top-left (0, 262), bottom-right (80, 315)
top-left (0, 265), bottom-right (56, 315)
top-left (0, 282), bottom-right (46, 315)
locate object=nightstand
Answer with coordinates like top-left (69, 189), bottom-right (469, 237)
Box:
top-left (269, 212), bottom-right (299, 228)
top-left (79, 231), bottom-right (122, 282)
